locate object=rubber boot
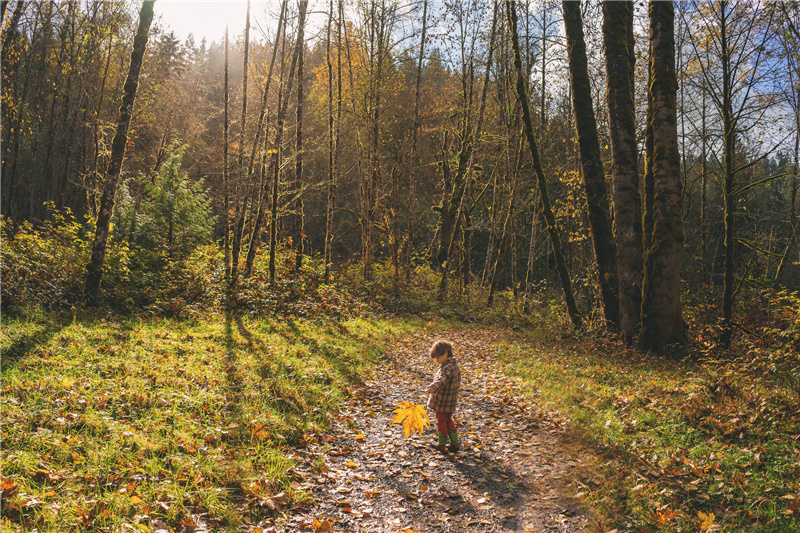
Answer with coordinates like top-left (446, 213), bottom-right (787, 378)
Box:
top-left (431, 432), bottom-right (449, 453)
top-left (448, 431), bottom-right (460, 452)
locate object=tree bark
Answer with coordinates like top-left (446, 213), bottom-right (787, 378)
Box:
top-left (406, 0), bottom-right (428, 282)
top-left (639, 0), bottom-right (685, 352)
top-left (242, 0), bottom-right (288, 278)
top-left (563, 0), bottom-right (619, 329)
top-left (507, 0), bottom-right (582, 329)
top-left (324, 0), bottom-right (337, 282)
top-left (224, 26), bottom-right (231, 284)
top-left (293, 4), bottom-right (305, 270)
top-left (269, 0), bottom-right (307, 284)
top-left (603, 0), bottom-right (642, 342)
top-left (84, 0), bottom-right (155, 304)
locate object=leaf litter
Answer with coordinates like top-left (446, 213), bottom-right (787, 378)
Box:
top-left (275, 328), bottom-right (596, 532)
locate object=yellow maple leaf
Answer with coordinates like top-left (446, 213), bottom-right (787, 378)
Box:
top-left (391, 402), bottom-right (430, 438)
top-left (698, 511), bottom-right (715, 531)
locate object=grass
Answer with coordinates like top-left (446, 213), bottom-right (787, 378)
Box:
top-left (1, 312), bottom-right (413, 532)
top-left (497, 327), bottom-right (800, 532)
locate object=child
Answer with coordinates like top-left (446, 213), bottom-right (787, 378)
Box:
top-left (426, 340), bottom-right (461, 453)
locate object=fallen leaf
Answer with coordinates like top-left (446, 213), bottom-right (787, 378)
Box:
top-left (698, 511), bottom-right (715, 531)
top-left (392, 402), bottom-right (430, 438)
top-left (313, 518), bottom-right (333, 533)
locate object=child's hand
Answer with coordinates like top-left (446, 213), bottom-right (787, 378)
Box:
top-left (426, 387), bottom-right (434, 395)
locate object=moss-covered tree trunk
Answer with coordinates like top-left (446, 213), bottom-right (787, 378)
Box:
top-left (84, 0), bottom-right (154, 304)
top-left (603, 0), bottom-right (642, 342)
top-left (506, 0), bottom-right (582, 329)
top-left (639, 1), bottom-right (684, 352)
top-left (563, 1), bottom-right (619, 330)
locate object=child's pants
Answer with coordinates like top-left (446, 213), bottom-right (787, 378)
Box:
top-left (435, 411), bottom-right (456, 434)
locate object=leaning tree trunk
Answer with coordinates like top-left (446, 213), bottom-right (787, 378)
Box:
top-left (639, 0), bottom-right (684, 352)
top-left (563, 0), bottom-right (619, 329)
top-left (507, 0), bottom-right (582, 329)
top-left (603, 0), bottom-right (642, 342)
top-left (242, 0), bottom-right (288, 278)
top-left (84, 0), bottom-right (154, 304)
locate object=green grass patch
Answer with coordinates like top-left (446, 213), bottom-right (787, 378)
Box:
top-left (1, 313), bottom-right (411, 532)
top-left (497, 329), bottom-right (800, 532)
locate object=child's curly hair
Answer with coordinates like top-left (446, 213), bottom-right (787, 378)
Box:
top-left (430, 340), bottom-right (453, 359)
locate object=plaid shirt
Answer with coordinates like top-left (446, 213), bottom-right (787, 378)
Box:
top-left (427, 357), bottom-right (461, 413)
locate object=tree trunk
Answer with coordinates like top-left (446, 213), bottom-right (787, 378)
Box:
top-left (507, 0), bottom-right (582, 329)
top-left (293, 6), bottom-right (305, 270)
top-left (324, 0), bottom-right (337, 281)
top-left (269, 0), bottom-right (307, 284)
top-left (603, 0), bottom-right (642, 342)
top-left (639, 0), bottom-right (684, 352)
top-left (407, 0), bottom-right (428, 282)
top-left (563, 0), bottom-right (619, 329)
top-left (438, 0), bottom-right (500, 301)
top-left (239, 0), bottom-right (250, 177)
top-left (720, 0), bottom-right (735, 348)
top-left (488, 194), bottom-right (515, 307)
top-left (242, 0), bottom-right (288, 278)
top-left (84, 0), bottom-right (154, 304)
top-left (224, 26), bottom-right (231, 284)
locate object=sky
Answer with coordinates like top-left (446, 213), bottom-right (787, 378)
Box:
top-left (153, 1), bottom-right (278, 44)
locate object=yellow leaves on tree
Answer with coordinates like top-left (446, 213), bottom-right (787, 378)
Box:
top-left (391, 402), bottom-right (430, 437)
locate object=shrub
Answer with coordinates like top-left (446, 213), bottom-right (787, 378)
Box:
top-left (0, 206), bottom-right (130, 315)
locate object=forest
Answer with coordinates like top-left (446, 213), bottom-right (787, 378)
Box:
top-left (1, 0), bottom-right (799, 532)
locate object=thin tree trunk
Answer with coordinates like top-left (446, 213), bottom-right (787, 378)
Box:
top-left (639, 0), bottom-right (684, 352)
top-left (437, 0), bottom-right (500, 301)
top-left (701, 57), bottom-right (708, 284)
top-left (720, 1), bottom-right (735, 348)
top-left (507, 0), bottom-right (582, 329)
top-left (294, 7), bottom-right (305, 270)
top-left (238, 0), bottom-right (250, 183)
top-left (224, 26), bottom-right (231, 284)
top-left (84, 0), bottom-right (154, 303)
top-left (241, 0), bottom-right (288, 278)
top-left (488, 194), bottom-right (515, 307)
top-left (603, 0), bottom-right (642, 342)
top-left (269, 0), bottom-right (307, 284)
top-left (563, 0), bottom-right (619, 329)
top-left (407, 0), bottom-right (428, 282)
top-left (776, 94), bottom-right (799, 286)
top-left (324, 0), bottom-right (337, 281)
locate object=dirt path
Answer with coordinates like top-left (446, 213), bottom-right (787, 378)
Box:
top-left (281, 329), bottom-right (597, 532)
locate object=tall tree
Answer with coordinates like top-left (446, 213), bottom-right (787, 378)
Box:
top-left (84, 0), bottom-right (155, 303)
top-left (507, 0), bottom-right (582, 329)
top-left (324, 0), bottom-right (337, 282)
top-left (562, 0), bottom-right (619, 329)
top-left (603, 0), bottom-right (642, 342)
top-left (639, 0), bottom-right (685, 352)
top-left (269, 0), bottom-right (307, 284)
top-left (292, 0), bottom-right (306, 269)
top-left (406, 0), bottom-right (428, 282)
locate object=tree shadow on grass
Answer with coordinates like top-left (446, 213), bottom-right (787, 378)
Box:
top-left (1, 318), bottom-right (69, 369)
